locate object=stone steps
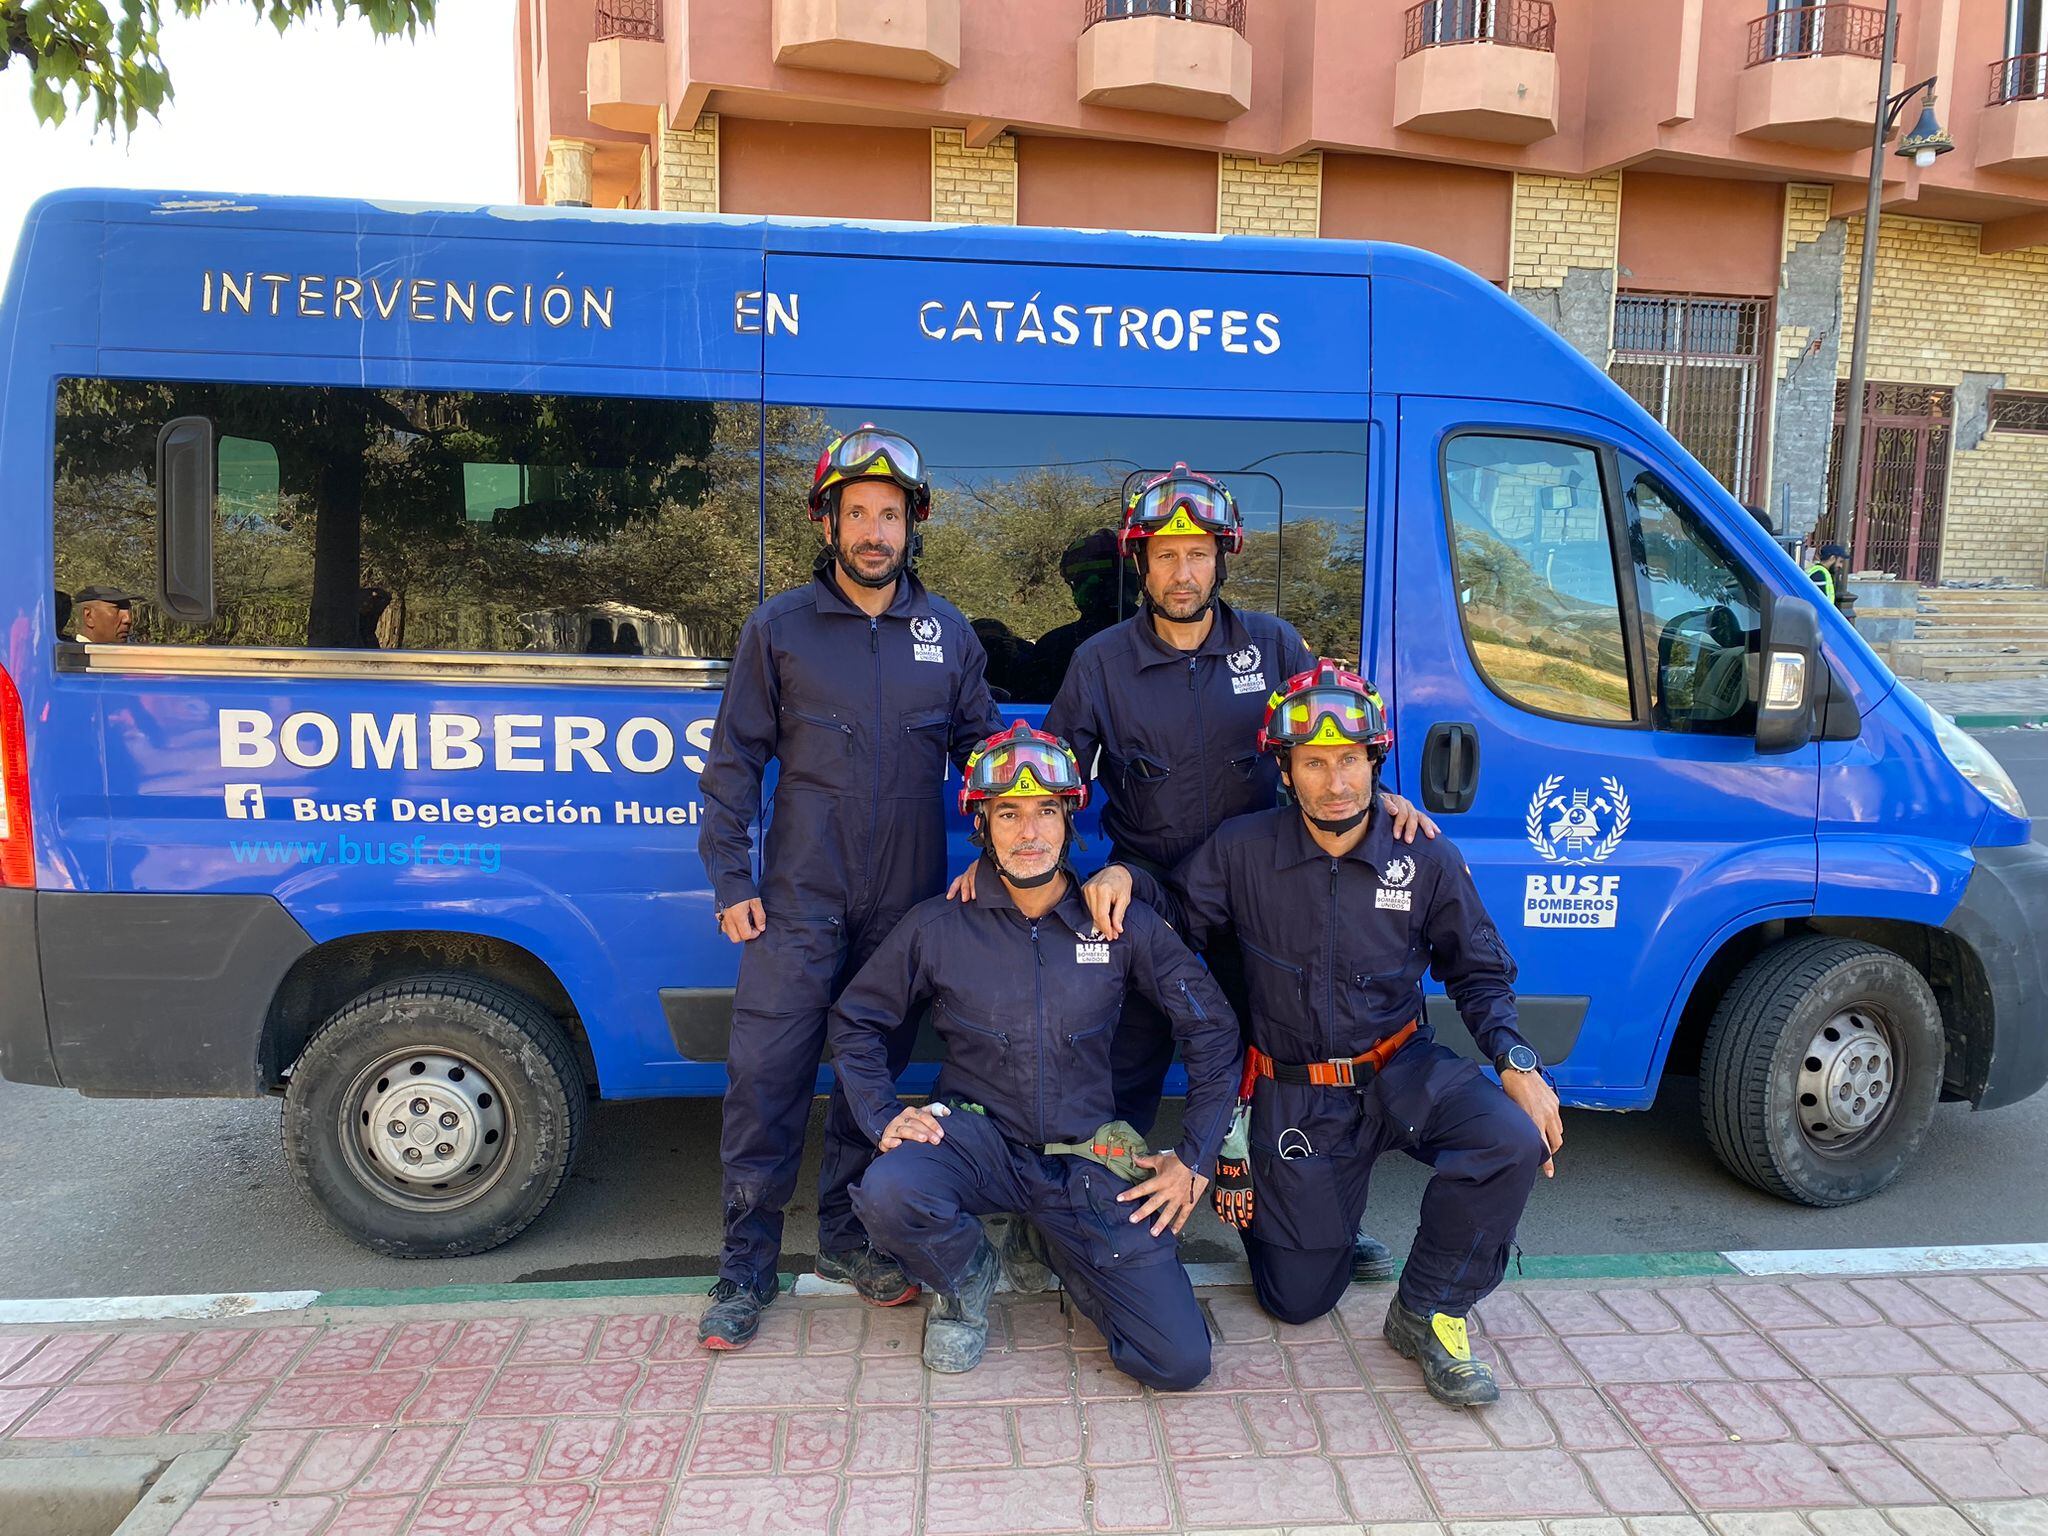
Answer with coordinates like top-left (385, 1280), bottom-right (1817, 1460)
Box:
top-left (1887, 587), bottom-right (2048, 682)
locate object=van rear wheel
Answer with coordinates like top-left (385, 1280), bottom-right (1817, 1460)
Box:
top-left (283, 973), bottom-right (586, 1257)
top-left (1700, 936), bottom-right (1943, 1207)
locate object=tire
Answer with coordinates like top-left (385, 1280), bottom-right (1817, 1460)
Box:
top-left (1700, 935), bottom-right (1943, 1207)
top-left (283, 973), bottom-right (587, 1258)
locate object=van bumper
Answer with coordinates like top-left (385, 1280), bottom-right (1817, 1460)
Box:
top-left (12, 892), bottom-right (314, 1098)
top-left (0, 889), bottom-right (60, 1087)
top-left (1948, 840), bottom-right (2048, 1110)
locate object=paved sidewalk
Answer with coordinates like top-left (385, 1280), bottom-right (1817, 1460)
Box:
top-left (1904, 679), bottom-right (2048, 726)
top-left (9, 1271), bottom-right (2048, 1535)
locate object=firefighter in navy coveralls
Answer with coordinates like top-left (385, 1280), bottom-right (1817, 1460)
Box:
top-left (954, 465), bottom-right (1434, 1284)
top-left (696, 425), bottom-right (1003, 1350)
top-left (833, 723), bottom-right (1239, 1387)
top-left (1086, 662), bottom-right (1565, 1406)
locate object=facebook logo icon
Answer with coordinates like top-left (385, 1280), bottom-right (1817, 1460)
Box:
top-left (224, 784), bottom-right (267, 820)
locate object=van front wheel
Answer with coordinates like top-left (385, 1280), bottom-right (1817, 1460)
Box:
top-left (1700, 936), bottom-right (1943, 1207)
top-left (283, 974), bottom-right (587, 1257)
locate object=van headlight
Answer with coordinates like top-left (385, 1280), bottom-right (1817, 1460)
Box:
top-left (1931, 711), bottom-right (2027, 817)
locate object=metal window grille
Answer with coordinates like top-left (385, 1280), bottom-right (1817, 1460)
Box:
top-left (1990, 54), bottom-right (2048, 104)
top-left (1084, 0), bottom-right (1246, 34)
top-left (595, 0), bottom-right (661, 42)
top-left (1608, 295), bottom-right (1772, 504)
top-left (1989, 390), bottom-right (2048, 435)
top-left (1401, 0), bottom-right (1555, 55)
top-left (1746, 4), bottom-right (1886, 66)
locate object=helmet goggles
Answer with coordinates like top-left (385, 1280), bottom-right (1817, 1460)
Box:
top-left (959, 722), bottom-right (1090, 814)
top-left (1257, 662), bottom-right (1392, 756)
top-left (809, 425), bottom-right (932, 519)
top-left (1118, 465), bottom-right (1245, 555)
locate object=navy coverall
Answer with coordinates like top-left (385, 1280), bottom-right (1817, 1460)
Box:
top-left (830, 866), bottom-right (1240, 1391)
top-left (1127, 807), bottom-right (1546, 1326)
top-left (1044, 600), bottom-right (1312, 1130)
top-left (698, 561), bottom-right (1002, 1288)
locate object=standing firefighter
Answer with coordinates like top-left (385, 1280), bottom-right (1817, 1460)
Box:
top-left (834, 723), bottom-right (1239, 1388)
top-left (696, 425), bottom-right (1003, 1350)
top-left (971, 463), bottom-right (1433, 1282)
top-left (1085, 661), bottom-right (1564, 1406)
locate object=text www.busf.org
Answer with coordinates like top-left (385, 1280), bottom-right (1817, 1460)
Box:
top-left (230, 832), bottom-right (504, 874)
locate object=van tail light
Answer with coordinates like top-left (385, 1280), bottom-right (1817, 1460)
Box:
top-left (0, 663), bottom-right (32, 888)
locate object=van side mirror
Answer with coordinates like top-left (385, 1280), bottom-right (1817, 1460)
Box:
top-left (1756, 592), bottom-right (1819, 755)
top-left (155, 417), bottom-right (217, 624)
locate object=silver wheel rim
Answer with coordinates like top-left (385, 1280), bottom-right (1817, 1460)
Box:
top-left (1795, 1006), bottom-right (1898, 1153)
top-left (342, 1050), bottom-right (511, 1209)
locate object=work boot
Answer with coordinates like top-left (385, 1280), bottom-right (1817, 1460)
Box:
top-left (1352, 1224), bottom-right (1396, 1284)
top-left (997, 1214), bottom-right (1056, 1294)
top-left (697, 1273), bottom-right (779, 1351)
top-left (1383, 1296), bottom-right (1499, 1407)
top-left (923, 1234), bottom-right (1001, 1374)
top-left (814, 1243), bottom-right (920, 1306)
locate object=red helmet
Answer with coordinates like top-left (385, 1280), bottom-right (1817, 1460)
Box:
top-left (1117, 464), bottom-right (1244, 558)
top-left (808, 424), bottom-right (933, 521)
top-left (958, 721), bottom-right (1090, 815)
top-left (1256, 659), bottom-right (1393, 757)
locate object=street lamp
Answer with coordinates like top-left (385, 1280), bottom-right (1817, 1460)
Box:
top-left (1831, 0), bottom-right (1953, 571)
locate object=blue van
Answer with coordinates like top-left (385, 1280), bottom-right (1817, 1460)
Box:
top-left (1, 190), bottom-right (2039, 1257)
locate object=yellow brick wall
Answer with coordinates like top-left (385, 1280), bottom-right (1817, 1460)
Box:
top-left (1783, 183), bottom-right (1832, 257)
top-left (1841, 212), bottom-right (2048, 581)
top-left (1217, 152), bottom-right (1321, 239)
top-left (1841, 215), bottom-right (2048, 388)
top-left (1508, 171), bottom-right (1622, 289)
top-left (931, 129), bottom-right (1018, 225)
top-left (658, 111), bottom-right (719, 215)
top-left (1944, 430), bottom-right (2048, 584)
top-left (543, 139), bottom-right (594, 207)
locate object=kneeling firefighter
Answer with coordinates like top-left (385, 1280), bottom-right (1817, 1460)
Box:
top-left (829, 722), bottom-right (1241, 1389)
top-left (1084, 662), bottom-right (1565, 1407)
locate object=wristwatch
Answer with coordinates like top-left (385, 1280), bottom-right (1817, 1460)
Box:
top-left (1494, 1043), bottom-right (1542, 1076)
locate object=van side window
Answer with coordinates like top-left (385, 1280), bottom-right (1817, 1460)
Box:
top-left (53, 378), bottom-right (762, 659)
top-left (1620, 459), bottom-right (1764, 735)
top-left (1442, 434), bottom-right (1634, 723)
top-left (774, 406), bottom-right (1368, 703)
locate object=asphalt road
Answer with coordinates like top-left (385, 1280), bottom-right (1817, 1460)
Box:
top-left (2, 729), bottom-right (2045, 1302)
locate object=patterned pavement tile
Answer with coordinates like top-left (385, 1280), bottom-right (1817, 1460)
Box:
top-left (14, 1379), bottom-right (203, 1438)
top-left (923, 1465), bottom-right (1089, 1535)
top-left (1653, 1442), bottom-right (1854, 1509)
top-left (1417, 1448), bottom-right (1605, 1518)
top-left (251, 1371), bottom-right (424, 1430)
top-left (1335, 1452), bottom-right (1438, 1523)
top-left (409, 1481), bottom-right (592, 1535)
top-left (1174, 1454), bottom-right (1352, 1528)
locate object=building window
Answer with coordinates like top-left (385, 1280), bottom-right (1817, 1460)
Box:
top-left (1609, 293), bottom-right (1771, 504)
top-left (1988, 389), bottom-right (2048, 435)
top-left (1442, 434), bottom-right (1635, 724)
top-left (54, 379), bottom-right (762, 658)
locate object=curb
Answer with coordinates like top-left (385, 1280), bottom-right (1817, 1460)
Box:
top-left (1950, 712), bottom-right (2048, 729)
top-left (11, 1242), bottom-right (2048, 1325)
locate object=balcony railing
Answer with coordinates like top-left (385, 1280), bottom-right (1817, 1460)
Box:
top-left (1990, 53), bottom-right (2048, 106)
top-left (1401, 0), bottom-right (1555, 57)
top-left (1082, 0), bottom-right (1245, 37)
top-left (1745, 5), bottom-right (1885, 68)
top-left (595, 0), bottom-right (661, 43)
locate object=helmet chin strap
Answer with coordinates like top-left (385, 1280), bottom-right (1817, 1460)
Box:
top-left (996, 859), bottom-right (1064, 890)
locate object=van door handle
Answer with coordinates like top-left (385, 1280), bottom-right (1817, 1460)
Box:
top-left (1421, 722), bottom-right (1480, 815)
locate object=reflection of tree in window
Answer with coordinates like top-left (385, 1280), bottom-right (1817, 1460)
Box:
top-left (53, 380), bottom-right (764, 657)
top-left (1444, 436), bottom-right (1633, 722)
